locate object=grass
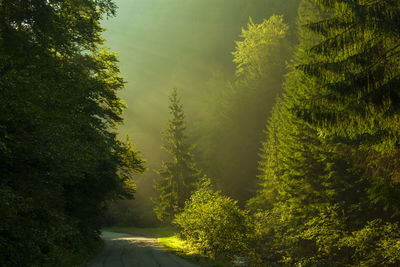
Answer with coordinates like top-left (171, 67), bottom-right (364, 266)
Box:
top-left (101, 226), bottom-right (230, 266)
top-left (158, 234), bottom-right (188, 250)
top-left (102, 226), bottom-right (176, 237)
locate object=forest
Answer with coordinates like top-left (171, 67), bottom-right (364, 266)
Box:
top-left (1, 0), bottom-right (400, 266)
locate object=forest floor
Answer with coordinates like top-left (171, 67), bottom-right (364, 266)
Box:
top-left (87, 231), bottom-right (202, 267)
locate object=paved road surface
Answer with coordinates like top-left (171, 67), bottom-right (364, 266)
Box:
top-left (88, 231), bottom-right (202, 267)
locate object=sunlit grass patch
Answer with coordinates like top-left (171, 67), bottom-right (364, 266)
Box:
top-left (102, 226), bottom-right (176, 237)
top-left (158, 234), bottom-right (188, 251)
top-left (159, 233), bottom-right (232, 267)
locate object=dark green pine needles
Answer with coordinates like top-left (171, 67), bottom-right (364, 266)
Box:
top-left (153, 88), bottom-right (201, 223)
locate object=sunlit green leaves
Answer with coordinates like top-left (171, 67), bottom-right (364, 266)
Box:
top-left (232, 15), bottom-right (289, 79)
top-left (174, 178), bottom-right (249, 260)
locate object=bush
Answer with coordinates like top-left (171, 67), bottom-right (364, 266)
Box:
top-left (339, 219), bottom-right (400, 266)
top-left (174, 178), bottom-right (249, 261)
top-left (298, 208), bottom-right (400, 266)
top-left (246, 205), bottom-right (301, 266)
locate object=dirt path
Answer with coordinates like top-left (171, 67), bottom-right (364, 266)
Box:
top-left (88, 231), bottom-right (202, 267)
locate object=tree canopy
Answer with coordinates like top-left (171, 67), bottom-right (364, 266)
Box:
top-left (0, 0), bottom-right (144, 265)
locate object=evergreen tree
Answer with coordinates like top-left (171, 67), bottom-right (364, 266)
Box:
top-left (293, 0), bottom-right (400, 212)
top-left (296, 0), bottom-right (400, 150)
top-left (153, 88), bottom-right (200, 223)
top-left (248, 1), bottom-right (400, 265)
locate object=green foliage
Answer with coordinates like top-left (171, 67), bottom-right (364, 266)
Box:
top-left (298, 214), bottom-right (400, 266)
top-left (339, 219), bottom-right (400, 266)
top-left (103, 199), bottom-right (160, 227)
top-left (115, 137), bottom-right (146, 199)
top-left (0, 0), bottom-right (144, 265)
top-left (153, 88), bottom-right (201, 223)
top-left (245, 205), bottom-right (300, 266)
top-left (233, 15), bottom-right (289, 79)
top-left (296, 0), bottom-right (400, 150)
top-left (247, 0), bottom-right (400, 265)
top-left (174, 178), bottom-right (249, 261)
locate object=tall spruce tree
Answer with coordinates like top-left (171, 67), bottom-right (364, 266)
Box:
top-left (296, 0), bottom-right (400, 150)
top-left (153, 88), bottom-right (200, 223)
top-left (293, 0), bottom-right (400, 213)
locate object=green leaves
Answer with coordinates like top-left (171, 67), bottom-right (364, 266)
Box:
top-left (174, 178), bottom-right (249, 260)
top-left (232, 15), bottom-right (289, 79)
top-left (0, 0), bottom-right (144, 265)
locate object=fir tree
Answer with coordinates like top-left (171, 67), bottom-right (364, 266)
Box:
top-left (296, 0), bottom-right (400, 150)
top-left (292, 0), bottom-right (400, 212)
top-left (294, 0), bottom-right (400, 214)
top-left (247, 1), bottom-right (399, 264)
top-left (153, 88), bottom-right (200, 223)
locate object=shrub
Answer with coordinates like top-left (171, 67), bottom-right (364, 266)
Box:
top-left (174, 178), bottom-right (249, 260)
top-left (246, 205), bottom-right (300, 266)
top-left (339, 219), bottom-right (400, 266)
top-left (298, 208), bottom-right (400, 266)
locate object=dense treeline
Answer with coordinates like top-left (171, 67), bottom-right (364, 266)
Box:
top-left (154, 0), bottom-right (400, 266)
top-left (0, 1), bottom-right (143, 265)
top-left (243, 0), bottom-right (400, 264)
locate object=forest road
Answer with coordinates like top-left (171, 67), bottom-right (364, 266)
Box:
top-left (87, 231), bottom-right (202, 267)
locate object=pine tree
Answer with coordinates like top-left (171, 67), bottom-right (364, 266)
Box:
top-left (153, 88), bottom-right (200, 223)
top-left (294, 0), bottom-right (400, 214)
top-left (247, 0), bottom-right (400, 265)
top-left (292, 0), bottom-right (400, 212)
top-left (296, 0), bottom-right (400, 150)
top-left (247, 1), bottom-right (396, 264)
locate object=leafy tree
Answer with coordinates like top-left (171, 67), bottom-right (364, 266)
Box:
top-left (0, 0), bottom-right (144, 265)
top-left (153, 88), bottom-right (200, 223)
top-left (233, 15), bottom-right (289, 79)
